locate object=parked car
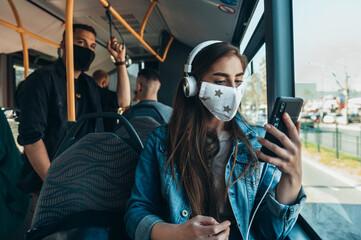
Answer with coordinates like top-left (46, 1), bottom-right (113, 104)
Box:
top-left (335, 114), bottom-right (347, 125)
top-left (348, 113), bottom-right (361, 123)
top-left (300, 114), bottom-right (315, 128)
top-left (323, 113), bottom-right (337, 124)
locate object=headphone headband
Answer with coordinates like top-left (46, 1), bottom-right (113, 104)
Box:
top-left (184, 40), bottom-right (222, 73)
top-left (182, 40), bottom-right (222, 98)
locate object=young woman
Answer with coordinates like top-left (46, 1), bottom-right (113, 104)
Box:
top-left (124, 41), bottom-right (306, 240)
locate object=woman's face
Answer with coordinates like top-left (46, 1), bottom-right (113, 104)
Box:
top-left (201, 55), bottom-right (244, 88)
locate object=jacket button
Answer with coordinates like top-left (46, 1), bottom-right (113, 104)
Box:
top-left (181, 210), bottom-right (188, 217)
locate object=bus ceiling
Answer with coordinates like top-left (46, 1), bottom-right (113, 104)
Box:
top-left (0, 0), bottom-right (259, 119)
top-left (0, 0), bottom-right (258, 64)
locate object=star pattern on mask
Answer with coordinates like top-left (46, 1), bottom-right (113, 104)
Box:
top-left (200, 97), bottom-right (209, 101)
top-left (215, 89), bottom-right (223, 97)
top-left (223, 105), bottom-right (232, 113)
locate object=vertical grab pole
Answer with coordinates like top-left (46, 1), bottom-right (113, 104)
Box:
top-left (65, 0), bottom-right (76, 122)
top-left (264, 0), bottom-right (295, 119)
top-left (7, 0), bottom-right (29, 77)
top-left (20, 34), bottom-right (29, 77)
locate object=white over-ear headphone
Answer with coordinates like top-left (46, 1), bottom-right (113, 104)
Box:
top-left (183, 40), bottom-right (222, 97)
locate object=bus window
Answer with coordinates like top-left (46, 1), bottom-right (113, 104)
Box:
top-left (294, 0), bottom-right (361, 238)
top-left (14, 65), bottom-right (34, 87)
top-left (242, 44), bottom-right (267, 126)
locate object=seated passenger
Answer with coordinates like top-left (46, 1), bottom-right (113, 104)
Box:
top-left (132, 90), bottom-right (140, 104)
top-left (124, 41), bottom-right (306, 240)
top-left (122, 68), bottom-right (173, 124)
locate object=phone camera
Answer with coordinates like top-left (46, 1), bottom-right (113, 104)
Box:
top-left (280, 102), bottom-right (286, 113)
top-left (274, 117), bottom-right (280, 127)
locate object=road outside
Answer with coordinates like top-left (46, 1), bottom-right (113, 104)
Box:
top-left (301, 150), bottom-right (361, 239)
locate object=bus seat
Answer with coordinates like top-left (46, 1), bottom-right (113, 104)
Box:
top-left (26, 114), bottom-right (143, 240)
top-left (116, 116), bottom-right (161, 146)
top-left (53, 112), bottom-right (143, 160)
top-left (27, 132), bottom-right (138, 240)
top-left (123, 103), bottom-right (170, 125)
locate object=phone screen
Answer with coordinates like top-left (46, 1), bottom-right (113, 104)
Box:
top-left (260, 97), bottom-right (303, 158)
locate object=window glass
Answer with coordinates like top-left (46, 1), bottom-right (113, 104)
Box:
top-left (294, 0), bottom-right (361, 238)
top-left (108, 63), bottom-right (139, 92)
top-left (239, 0), bottom-right (264, 54)
top-left (241, 44), bottom-right (267, 126)
top-left (14, 65), bottom-right (35, 87)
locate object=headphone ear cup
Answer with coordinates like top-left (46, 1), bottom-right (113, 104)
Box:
top-left (183, 76), bottom-right (198, 97)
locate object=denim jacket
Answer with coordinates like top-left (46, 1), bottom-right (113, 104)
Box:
top-left (124, 114), bottom-right (306, 240)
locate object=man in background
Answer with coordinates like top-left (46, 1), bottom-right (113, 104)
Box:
top-left (92, 69), bottom-right (119, 131)
top-left (123, 68), bottom-right (172, 124)
top-left (132, 90), bottom-right (140, 104)
top-left (93, 69), bottom-right (110, 88)
top-left (17, 24), bottom-right (131, 194)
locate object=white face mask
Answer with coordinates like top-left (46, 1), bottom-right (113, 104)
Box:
top-left (198, 81), bottom-right (245, 121)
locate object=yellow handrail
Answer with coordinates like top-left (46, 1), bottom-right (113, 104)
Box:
top-left (1, 0), bottom-right (60, 79)
top-left (7, 0), bottom-right (29, 77)
top-left (65, 0), bottom-right (75, 122)
top-left (0, 19), bottom-right (60, 48)
top-left (139, 0), bottom-right (157, 38)
top-left (98, 0), bottom-right (173, 62)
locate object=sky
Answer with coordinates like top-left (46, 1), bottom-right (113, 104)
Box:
top-left (293, 0), bottom-right (361, 92)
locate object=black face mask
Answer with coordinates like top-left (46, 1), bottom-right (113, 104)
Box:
top-left (73, 44), bottom-right (95, 71)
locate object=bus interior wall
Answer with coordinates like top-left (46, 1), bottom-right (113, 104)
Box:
top-left (0, 54), bottom-right (16, 108)
top-left (158, 39), bottom-right (192, 107)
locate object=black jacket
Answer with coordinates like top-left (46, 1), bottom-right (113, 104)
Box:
top-left (17, 59), bottom-right (104, 192)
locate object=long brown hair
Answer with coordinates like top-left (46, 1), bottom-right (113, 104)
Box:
top-left (166, 42), bottom-right (258, 219)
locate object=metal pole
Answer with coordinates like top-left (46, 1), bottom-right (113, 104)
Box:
top-left (317, 121), bottom-right (320, 152)
top-left (0, 19), bottom-right (59, 48)
top-left (98, 0), bottom-right (173, 62)
top-left (304, 125), bottom-right (308, 148)
top-left (336, 122), bottom-right (339, 158)
top-left (65, 0), bottom-right (75, 122)
top-left (356, 136), bottom-right (359, 156)
top-left (7, 0), bottom-right (29, 77)
top-left (359, 126), bottom-right (361, 163)
top-left (264, 0), bottom-right (295, 119)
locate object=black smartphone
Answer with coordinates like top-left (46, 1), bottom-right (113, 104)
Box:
top-left (260, 97), bottom-right (304, 158)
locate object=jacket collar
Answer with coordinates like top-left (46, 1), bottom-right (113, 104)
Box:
top-left (158, 113), bottom-right (259, 153)
top-left (55, 58), bottom-right (88, 81)
top-left (234, 112), bottom-right (258, 138)
top-left (55, 59), bottom-right (66, 80)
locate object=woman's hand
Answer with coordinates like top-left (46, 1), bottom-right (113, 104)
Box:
top-left (256, 112), bottom-right (302, 205)
top-left (151, 215), bottom-right (230, 240)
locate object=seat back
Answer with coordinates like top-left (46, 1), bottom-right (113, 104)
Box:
top-left (123, 103), bottom-right (170, 125)
top-left (31, 132), bottom-right (139, 230)
top-left (116, 116), bottom-right (161, 146)
top-left (54, 112), bottom-right (143, 159)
